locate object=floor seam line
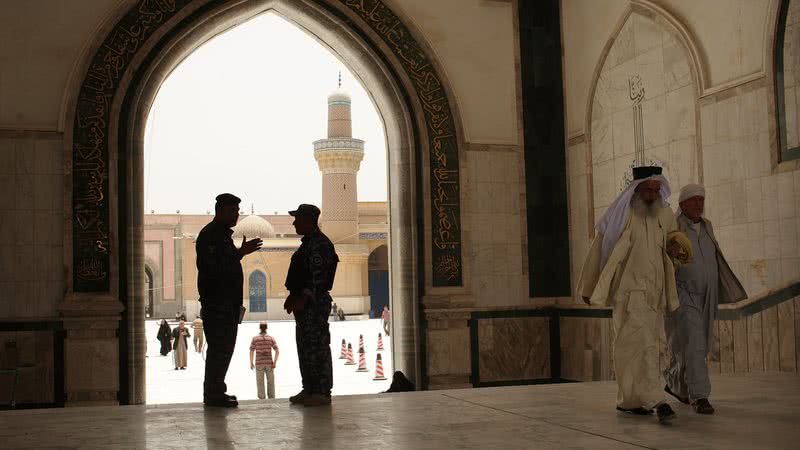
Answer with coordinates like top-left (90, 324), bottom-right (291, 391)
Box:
top-left (439, 393), bottom-right (657, 450)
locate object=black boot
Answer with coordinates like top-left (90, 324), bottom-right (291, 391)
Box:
top-left (656, 403), bottom-right (676, 423)
top-left (692, 398), bottom-right (715, 415)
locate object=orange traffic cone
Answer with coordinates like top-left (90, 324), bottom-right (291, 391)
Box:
top-left (377, 333), bottom-right (384, 351)
top-left (373, 353), bottom-right (387, 380)
top-left (339, 339), bottom-right (347, 359)
top-left (357, 347), bottom-right (368, 372)
top-left (359, 334), bottom-right (365, 352)
top-left (345, 343), bottom-right (356, 365)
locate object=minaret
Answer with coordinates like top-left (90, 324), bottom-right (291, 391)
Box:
top-left (313, 74), bottom-right (365, 244)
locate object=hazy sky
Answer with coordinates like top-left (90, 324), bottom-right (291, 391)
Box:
top-left (144, 13), bottom-right (387, 215)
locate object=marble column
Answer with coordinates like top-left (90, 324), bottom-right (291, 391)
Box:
top-left (58, 295), bottom-right (124, 406)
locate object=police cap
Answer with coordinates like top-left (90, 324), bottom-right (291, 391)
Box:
top-left (215, 193), bottom-right (241, 206)
top-left (289, 203), bottom-right (320, 219)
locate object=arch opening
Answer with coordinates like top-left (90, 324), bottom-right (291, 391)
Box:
top-left (109, 0), bottom-right (432, 404)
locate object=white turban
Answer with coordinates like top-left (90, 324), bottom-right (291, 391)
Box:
top-left (678, 183), bottom-right (705, 203)
top-left (676, 183), bottom-right (705, 217)
top-left (596, 174), bottom-right (671, 268)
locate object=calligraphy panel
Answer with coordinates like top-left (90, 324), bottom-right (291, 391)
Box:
top-left (340, 0), bottom-right (463, 286)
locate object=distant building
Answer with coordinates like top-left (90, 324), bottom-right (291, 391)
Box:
top-left (144, 84), bottom-right (388, 320)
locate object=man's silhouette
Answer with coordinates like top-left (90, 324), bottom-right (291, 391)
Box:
top-left (196, 193), bottom-right (262, 407)
top-left (284, 204), bottom-right (339, 407)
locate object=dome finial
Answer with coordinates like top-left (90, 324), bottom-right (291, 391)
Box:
top-left (251, 203), bottom-right (254, 215)
top-left (338, 71), bottom-right (342, 89)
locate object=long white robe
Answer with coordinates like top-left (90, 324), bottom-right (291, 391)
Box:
top-left (577, 205), bottom-right (680, 410)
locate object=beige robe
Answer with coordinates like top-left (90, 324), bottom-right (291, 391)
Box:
top-left (577, 205), bottom-right (680, 410)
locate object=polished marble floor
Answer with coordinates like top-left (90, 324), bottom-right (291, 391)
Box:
top-left (0, 373), bottom-right (797, 449)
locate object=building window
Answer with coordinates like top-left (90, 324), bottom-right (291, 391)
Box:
top-left (249, 271), bottom-right (267, 313)
top-left (776, 0), bottom-right (800, 162)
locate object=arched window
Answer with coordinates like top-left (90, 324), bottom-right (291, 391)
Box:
top-left (249, 271), bottom-right (267, 313)
top-left (776, 0), bottom-right (800, 162)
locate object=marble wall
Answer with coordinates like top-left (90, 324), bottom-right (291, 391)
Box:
top-left (699, 80), bottom-right (800, 297)
top-left (477, 317), bottom-right (550, 383)
top-left (464, 148), bottom-right (527, 308)
top-left (0, 330), bottom-right (56, 405)
top-left (0, 134), bottom-right (64, 319)
top-left (559, 317), bottom-right (613, 381)
top-left (590, 11), bottom-right (699, 220)
top-left (711, 299), bottom-right (800, 374)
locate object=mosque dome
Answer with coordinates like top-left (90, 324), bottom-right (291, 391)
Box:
top-left (328, 88), bottom-right (351, 104)
top-left (232, 215), bottom-right (275, 240)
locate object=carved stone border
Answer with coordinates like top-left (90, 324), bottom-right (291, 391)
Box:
top-left (71, 0), bottom-right (462, 292)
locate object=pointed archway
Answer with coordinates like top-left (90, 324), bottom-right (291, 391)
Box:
top-left (64, 0), bottom-right (466, 404)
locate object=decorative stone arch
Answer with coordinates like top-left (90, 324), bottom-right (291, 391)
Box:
top-left (63, 0), bottom-right (467, 403)
top-left (143, 256), bottom-right (163, 317)
top-left (583, 0), bottom-right (707, 237)
top-left (771, 0), bottom-right (800, 164)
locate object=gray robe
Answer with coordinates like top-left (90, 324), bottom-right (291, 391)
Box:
top-left (664, 214), bottom-right (746, 401)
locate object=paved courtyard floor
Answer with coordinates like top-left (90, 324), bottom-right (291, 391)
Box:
top-left (146, 318), bottom-right (393, 404)
top-left (0, 373), bottom-right (797, 449)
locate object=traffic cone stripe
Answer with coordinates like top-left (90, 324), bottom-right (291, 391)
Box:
top-left (339, 338), bottom-right (347, 359)
top-left (377, 333), bottom-right (384, 351)
top-left (357, 347), bottom-right (368, 372)
top-left (345, 343), bottom-right (356, 365)
top-left (373, 353), bottom-right (387, 380)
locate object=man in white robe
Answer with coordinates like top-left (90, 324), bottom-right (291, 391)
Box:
top-left (663, 184), bottom-right (747, 414)
top-left (577, 166), bottom-right (682, 422)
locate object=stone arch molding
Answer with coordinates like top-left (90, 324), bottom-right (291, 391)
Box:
top-left (67, 0), bottom-right (465, 294)
top-left (65, 0), bottom-right (467, 400)
top-left (583, 0), bottom-right (704, 235)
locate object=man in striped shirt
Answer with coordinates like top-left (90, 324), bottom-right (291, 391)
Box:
top-left (249, 322), bottom-right (280, 399)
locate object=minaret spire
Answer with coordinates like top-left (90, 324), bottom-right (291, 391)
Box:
top-left (313, 77), bottom-right (364, 244)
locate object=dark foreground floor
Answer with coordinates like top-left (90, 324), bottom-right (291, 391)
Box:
top-left (0, 373), bottom-right (798, 449)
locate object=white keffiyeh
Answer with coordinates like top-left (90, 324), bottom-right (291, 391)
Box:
top-left (596, 175), bottom-right (671, 268)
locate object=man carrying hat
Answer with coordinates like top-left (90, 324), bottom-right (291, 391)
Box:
top-left (284, 204), bottom-right (339, 407)
top-left (577, 166), bottom-right (685, 422)
top-left (663, 184), bottom-right (746, 414)
top-left (196, 193), bottom-right (262, 407)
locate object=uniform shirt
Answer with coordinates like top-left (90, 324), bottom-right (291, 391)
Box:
top-left (250, 334), bottom-right (278, 369)
top-left (195, 219), bottom-right (243, 308)
top-left (285, 230), bottom-right (339, 302)
top-left (191, 318), bottom-right (203, 331)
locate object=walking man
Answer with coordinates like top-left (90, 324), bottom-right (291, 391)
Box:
top-left (284, 204), bottom-right (339, 407)
top-left (381, 305), bottom-right (391, 336)
top-left (577, 166), bottom-right (684, 422)
top-left (664, 184), bottom-right (746, 414)
top-left (250, 322), bottom-right (280, 399)
top-left (191, 315), bottom-right (204, 353)
top-left (172, 321), bottom-right (190, 370)
top-left (196, 193), bottom-right (262, 407)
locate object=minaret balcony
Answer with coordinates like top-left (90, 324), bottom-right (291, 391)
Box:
top-left (313, 138), bottom-right (365, 152)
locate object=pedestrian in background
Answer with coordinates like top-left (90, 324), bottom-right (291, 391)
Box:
top-left (249, 322), bottom-right (280, 399)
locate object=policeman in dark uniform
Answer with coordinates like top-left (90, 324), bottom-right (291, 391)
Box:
top-left (196, 193), bottom-right (262, 407)
top-left (284, 204), bottom-right (339, 407)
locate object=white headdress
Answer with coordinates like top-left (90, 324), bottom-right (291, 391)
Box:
top-left (596, 174), bottom-right (671, 267)
top-left (675, 183), bottom-right (705, 217)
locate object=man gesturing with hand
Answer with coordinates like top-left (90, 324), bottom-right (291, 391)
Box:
top-left (196, 193), bottom-right (262, 407)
